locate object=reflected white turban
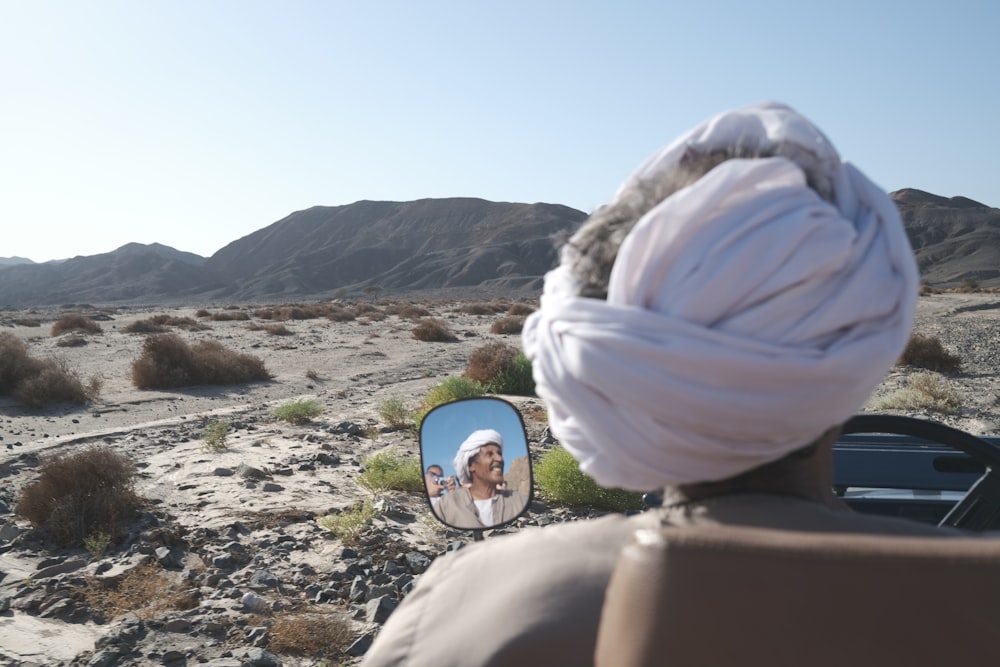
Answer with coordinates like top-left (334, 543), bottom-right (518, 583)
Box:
top-left (522, 102), bottom-right (918, 491)
top-left (453, 429), bottom-right (504, 485)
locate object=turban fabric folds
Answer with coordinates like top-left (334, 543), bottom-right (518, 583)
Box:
top-left (522, 102), bottom-right (918, 491)
top-left (453, 429), bottom-right (504, 485)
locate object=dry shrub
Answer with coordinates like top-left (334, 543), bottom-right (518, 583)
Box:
top-left (123, 319), bottom-right (168, 334)
top-left (465, 341), bottom-right (520, 386)
top-left (898, 333), bottom-right (962, 373)
top-left (455, 302), bottom-right (499, 316)
top-left (353, 303), bottom-right (383, 317)
top-left (869, 371), bottom-right (962, 414)
top-left (14, 318), bottom-right (41, 327)
top-left (491, 315), bottom-right (526, 335)
top-left (82, 561), bottom-right (199, 621)
top-left (209, 311), bottom-right (250, 321)
top-left (14, 358), bottom-right (95, 408)
top-left (268, 610), bottom-right (354, 659)
top-left (51, 314), bottom-right (102, 336)
top-left (325, 305), bottom-right (356, 322)
top-left (0, 334), bottom-right (98, 408)
top-left (15, 446), bottom-right (142, 547)
top-left (412, 318), bottom-right (458, 342)
top-left (383, 303), bottom-right (431, 320)
top-left (195, 308), bottom-right (212, 318)
top-left (265, 324), bottom-right (293, 336)
top-left (507, 303), bottom-right (536, 316)
top-left (56, 335), bottom-right (89, 347)
top-left (0, 332), bottom-right (35, 393)
top-left (131, 334), bottom-right (272, 389)
top-left (359, 309), bottom-right (387, 322)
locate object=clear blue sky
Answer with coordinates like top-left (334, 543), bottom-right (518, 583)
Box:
top-left (420, 398), bottom-right (527, 480)
top-left (2, 1), bottom-right (997, 263)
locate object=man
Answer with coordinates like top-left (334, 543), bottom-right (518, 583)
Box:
top-left (362, 102), bottom-right (957, 667)
top-left (424, 464), bottom-right (455, 508)
top-left (433, 429), bottom-right (528, 528)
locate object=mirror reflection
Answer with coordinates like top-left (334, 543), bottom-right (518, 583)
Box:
top-left (419, 397), bottom-right (532, 530)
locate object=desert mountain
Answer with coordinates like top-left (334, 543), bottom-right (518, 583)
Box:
top-left (891, 189), bottom-right (1000, 287)
top-left (0, 198), bottom-right (586, 307)
top-left (0, 192), bottom-right (996, 308)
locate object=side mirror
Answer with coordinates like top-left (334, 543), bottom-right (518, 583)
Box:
top-left (419, 397), bottom-right (533, 532)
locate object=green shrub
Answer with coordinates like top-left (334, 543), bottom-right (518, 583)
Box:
top-left (535, 446), bottom-right (644, 512)
top-left (83, 532), bottom-right (113, 560)
top-left (272, 399), bottom-right (323, 424)
top-left (488, 353), bottom-right (535, 395)
top-left (465, 342), bottom-right (535, 395)
top-left (898, 333), bottom-right (962, 373)
top-left (359, 450), bottom-right (424, 494)
top-left (202, 419), bottom-right (230, 451)
top-left (317, 501), bottom-right (377, 544)
top-left (377, 395), bottom-right (410, 429)
top-left (414, 376), bottom-right (487, 428)
top-left (15, 446), bottom-right (142, 547)
top-left (869, 372), bottom-right (962, 414)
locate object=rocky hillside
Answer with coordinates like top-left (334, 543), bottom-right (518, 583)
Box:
top-left (1, 191), bottom-right (997, 308)
top-left (0, 199), bottom-right (586, 308)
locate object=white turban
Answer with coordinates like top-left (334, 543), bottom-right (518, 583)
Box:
top-left (453, 429), bottom-right (504, 485)
top-left (522, 102), bottom-right (918, 491)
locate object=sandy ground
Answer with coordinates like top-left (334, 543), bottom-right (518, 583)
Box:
top-left (0, 299), bottom-right (544, 665)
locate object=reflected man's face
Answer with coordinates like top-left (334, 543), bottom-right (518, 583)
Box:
top-left (469, 443), bottom-right (504, 486)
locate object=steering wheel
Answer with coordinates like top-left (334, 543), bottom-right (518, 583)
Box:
top-left (842, 415), bottom-right (1000, 531)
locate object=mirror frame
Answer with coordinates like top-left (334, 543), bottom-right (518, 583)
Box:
top-left (418, 397), bottom-right (533, 532)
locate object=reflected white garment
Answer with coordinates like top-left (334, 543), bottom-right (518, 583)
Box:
top-left (522, 102), bottom-right (918, 491)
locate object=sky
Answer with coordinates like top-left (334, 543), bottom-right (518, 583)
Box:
top-left (2, 1), bottom-right (998, 263)
top-left (420, 398), bottom-right (528, 481)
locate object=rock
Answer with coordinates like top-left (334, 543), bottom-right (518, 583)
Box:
top-left (87, 649), bottom-right (122, 666)
top-left (333, 421), bottom-right (362, 435)
top-left (241, 592), bottom-right (269, 613)
top-left (244, 647), bottom-right (281, 666)
top-left (164, 618), bottom-right (192, 632)
top-left (348, 576), bottom-right (368, 602)
top-left (155, 546), bottom-right (176, 567)
top-left (161, 649), bottom-right (186, 665)
top-left (346, 631), bottom-right (376, 657)
top-left (213, 467), bottom-right (235, 476)
top-left (261, 482), bottom-right (283, 492)
top-left (248, 569), bottom-right (279, 590)
top-left (236, 463), bottom-right (267, 480)
top-left (404, 551), bottom-right (431, 574)
top-left (315, 452), bottom-right (341, 465)
top-left (365, 595), bottom-right (398, 624)
top-left (35, 557), bottom-right (87, 579)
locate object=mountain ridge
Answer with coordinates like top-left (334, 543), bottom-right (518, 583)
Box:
top-left (1, 192), bottom-right (996, 308)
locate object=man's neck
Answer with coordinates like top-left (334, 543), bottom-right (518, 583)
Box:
top-left (665, 437), bottom-right (846, 511)
top-left (468, 481), bottom-right (497, 500)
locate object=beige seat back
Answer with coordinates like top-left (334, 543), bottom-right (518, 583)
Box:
top-left (595, 526), bottom-right (1000, 667)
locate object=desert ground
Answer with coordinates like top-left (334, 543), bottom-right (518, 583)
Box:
top-left (1, 292), bottom-right (999, 666)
